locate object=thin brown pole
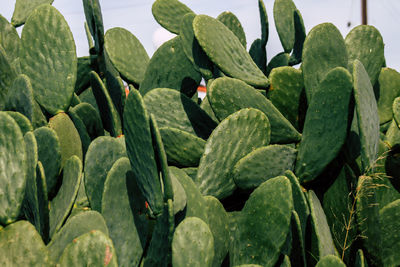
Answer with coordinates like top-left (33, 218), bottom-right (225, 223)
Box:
top-left (362, 0), bottom-right (368, 25)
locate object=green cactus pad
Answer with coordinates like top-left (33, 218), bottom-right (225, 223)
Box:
top-left (379, 200), bottom-right (400, 266)
top-left (11, 0), bottom-right (54, 27)
top-left (104, 27), bottom-right (149, 85)
top-left (0, 15), bottom-right (21, 69)
top-left (315, 255), bottom-right (346, 267)
top-left (159, 127), bottom-right (206, 167)
top-left (289, 211), bottom-right (307, 267)
top-left (6, 74), bottom-right (35, 122)
top-left (47, 210), bottom-right (108, 262)
top-left (307, 190), bottom-right (337, 265)
top-left (49, 112), bottom-right (83, 169)
top-left (295, 67), bottom-right (352, 182)
top-left (353, 60), bottom-right (380, 171)
top-left (82, 0), bottom-right (104, 54)
top-left (0, 112), bottom-right (26, 226)
top-left (266, 52), bottom-right (290, 76)
top-left (0, 45), bottom-right (17, 110)
top-left (170, 167), bottom-right (208, 223)
top-left (70, 102), bottom-right (104, 139)
top-left (232, 176), bottom-right (293, 266)
top-left (68, 109), bottom-right (91, 157)
top-left (90, 71), bottom-right (122, 137)
top-left (268, 66), bottom-right (305, 130)
top-left (393, 97), bottom-right (400, 126)
top-left (249, 39), bottom-right (267, 75)
top-left (33, 126), bottom-right (61, 196)
top-left (208, 77), bottom-right (300, 144)
top-left (20, 5), bottom-right (77, 115)
top-left (204, 196), bottom-right (230, 267)
top-left (49, 155), bottom-right (82, 238)
top-left (0, 221), bottom-right (49, 266)
top-left (259, 0), bottom-right (269, 45)
top-left (171, 173), bottom-right (187, 214)
top-left (217, 11), bottom-right (246, 48)
top-left (273, 0), bottom-right (298, 53)
top-left (74, 57), bottom-right (91, 95)
top-left (58, 230), bottom-right (118, 267)
top-left (143, 200), bottom-right (175, 267)
top-left (302, 23), bottom-right (348, 101)
top-left (152, 0), bottom-right (194, 34)
top-left (84, 136), bottom-right (126, 212)
top-left (124, 88), bottom-right (163, 215)
top-left (144, 88), bottom-right (217, 139)
top-left (172, 217), bottom-right (214, 267)
top-left (323, 165), bottom-right (356, 262)
top-left (345, 25), bottom-right (384, 86)
top-left (289, 10), bottom-right (306, 65)
top-left (200, 94), bottom-right (219, 123)
top-left (193, 15), bottom-right (269, 88)
top-left (179, 13), bottom-right (213, 80)
top-left (376, 68), bottom-right (400, 124)
top-left (102, 157), bottom-right (148, 267)
top-left (4, 111), bottom-right (33, 135)
top-left (140, 37), bottom-right (201, 96)
top-left (196, 108), bottom-right (271, 199)
top-left (79, 87), bottom-right (100, 112)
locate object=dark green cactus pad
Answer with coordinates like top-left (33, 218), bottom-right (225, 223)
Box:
top-left (68, 109), bottom-right (91, 157)
top-left (376, 68), bottom-right (400, 124)
top-left (74, 57), bottom-right (91, 95)
top-left (289, 10), bottom-right (306, 65)
top-left (204, 196), bottom-right (230, 267)
top-left (49, 112), bottom-right (83, 169)
top-left (289, 211), bottom-right (307, 267)
top-left (393, 97), bottom-right (400, 127)
top-left (249, 39), bottom-right (267, 75)
top-left (322, 165), bottom-right (356, 262)
top-left (49, 156), bottom-right (82, 238)
top-left (143, 200), bottom-right (175, 267)
top-left (104, 27), bottom-right (149, 85)
top-left (307, 190), bottom-right (337, 265)
top-left (273, 0), bottom-right (298, 53)
top-left (232, 176), bottom-right (293, 266)
top-left (84, 136), bottom-right (126, 212)
top-left (355, 249), bottom-right (367, 267)
top-left (170, 167), bottom-right (208, 223)
top-left (284, 171), bottom-right (310, 239)
top-left (0, 112), bottom-right (26, 226)
top-left (233, 145), bottom-right (297, 190)
top-left (4, 111), bottom-right (33, 135)
top-left (152, 0), bottom-right (194, 34)
top-left (144, 88), bottom-right (217, 139)
top-left (207, 77), bottom-right (300, 144)
top-left (33, 126), bottom-right (61, 196)
top-left (79, 87), bottom-right (100, 113)
top-left (102, 157), bottom-right (148, 267)
top-left (58, 230), bottom-right (118, 267)
top-left (266, 52), bottom-right (290, 76)
top-left (0, 45), bottom-right (17, 110)
top-left (22, 134), bottom-right (50, 243)
top-left (32, 100), bottom-right (47, 128)
top-left (353, 60), bottom-right (380, 171)
top-left (103, 71), bottom-right (125, 121)
top-left (171, 173), bottom-right (187, 214)
top-left (356, 176), bottom-right (382, 266)
top-left (70, 102), bottom-right (104, 140)
top-left (0, 15), bottom-right (21, 71)
top-left (200, 94), bottom-right (219, 123)
top-left (140, 37), bottom-right (201, 96)
top-left (195, 108), bottom-right (271, 199)
top-left (181, 167), bottom-right (197, 181)
top-left (302, 23), bottom-right (348, 101)
top-left (11, 0), bottom-right (54, 27)
top-left (6, 75), bottom-right (34, 121)
top-left (82, 0), bottom-right (104, 55)
top-left (159, 127), bottom-right (206, 167)
top-left (20, 5), bottom-right (77, 115)
top-left (70, 93), bottom-right (81, 107)
top-left (384, 120), bottom-right (400, 147)
top-left (124, 88), bottom-right (163, 215)
top-left (259, 0), bottom-right (269, 44)
top-left (193, 15), bottom-right (269, 88)
top-left (179, 13), bottom-right (213, 80)
top-left (268, 66), bottom-right (305, 130)
top-left (379, 199), bottom-right (400, 266)
top-left (295, 67), bottom-right (352, 182)
top-left (172, 217), bottom-right (214, 267)
top-left (47, 210), bottom-right (109, 263)
top-left (315, 255), bottom-right (346, 267)
top-left (217, 11), bottom-right (246, 48)
top-left (345, 25), bottom-right (384, 86)
top-left (90, 71), bottom-right (122, 137)
top-left (0, 221), bottom-right (49, 266)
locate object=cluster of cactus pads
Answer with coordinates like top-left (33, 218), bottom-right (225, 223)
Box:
top-left (2, 0), bottom-right (400, 266)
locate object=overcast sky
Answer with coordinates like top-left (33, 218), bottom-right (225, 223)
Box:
top-left (1, 0), bottom-right (400, 70)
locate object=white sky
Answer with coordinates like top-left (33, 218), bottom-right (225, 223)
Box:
top-left (1, 0), bottom-right (400, 70)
